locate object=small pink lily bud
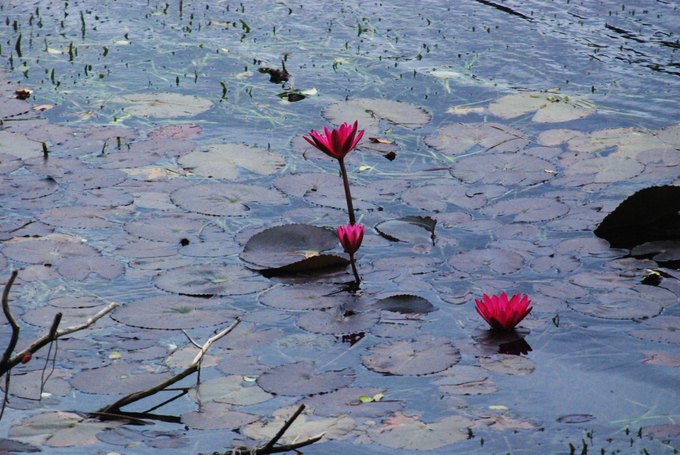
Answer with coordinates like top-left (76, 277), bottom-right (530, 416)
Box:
top-left (337, 224), bottom-right (365, 255)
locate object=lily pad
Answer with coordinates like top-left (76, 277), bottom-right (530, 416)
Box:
top-left (154, 263), bottom-right (270, 296)
top-left (112, 295), bottom-right (241, 329)
top-left (70, 362), bottom-right (173, 394)
top-left (240, 224), bottom-right (349, 273)
top-left (323, 98), bottom-right (431, 133)
top-left (401, 184), bottom-right (486, 212)
top-left (259, 283), bottom-right (344, 310)
top-left (182, 402), bottom-right (259, 430)
top-left (569, 288), bottom-right (664, 320)
top-left (371, 294), bottom-right (437, 314)
top-left (0, 131), bottom-right (43, 159)
top-left (448, 248), bottom-right (525, 274)
top-left (257, 361), bottom-right (355, 396)
top-left (189, 375), bottom-right (272, 406)
top-left (113, 93), bottom-right (213, 118)
top-left (425, 122), bottom-right (529, 155)
top-left (450, 153), bottom-right (556, 186)
top-left (2, 234), bottom-right (99, 264)
top-left (274, 172), bottom-right (333, 198)
top-left (213, 322), bottom-right (282, 350)
top-left (57, 256), bottom-right (125, 281)
top-left (147, 123), bottom-right (203, 140)
top-left (375, 216), bottom-right (436, 243)
top-left (488, 92), bottom-right (595, 123)
top-left (628, 316), bottom-right (680, 343)
top-left (0, 174), bottom-right (60, 200)
top-left (361, 336), bottom-right (460, 376)
top-left (178, 143), bottom-right (285, 179)
top-left (303, 386), bottom-right (403, 418)
top-left (9, 412), bottom-right (121, 447)
top-left (297, 307), bottom-right (380, 335)
top-left (123, 215), bottom-right (209, 243)
top-left (36, 206), bottom-right (119, 229)
top-left (483, 197), bottom-right (569, 223)
top-left (0, 152), bottom-right (22, 174)
top-left (479, 354), bottom-right (535, 375)
top-left (565, 156), bottom-right (644, 183)
top-left (170, 183), bottom-right (288, 216)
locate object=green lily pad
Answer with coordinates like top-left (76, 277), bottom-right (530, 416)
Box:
top-left (112, 93), bottom-right (213, 118)
top-left (361, 336), bottom-right (460, 376)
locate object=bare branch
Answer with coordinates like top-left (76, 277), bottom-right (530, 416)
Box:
top-left (262, 404), bottom-right (307, 452)
top-left (1, 271), bottom-right (20, 368)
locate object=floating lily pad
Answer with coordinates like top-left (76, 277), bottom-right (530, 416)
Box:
top-left (36, 206), bottom-right (119, 229)
top-left (425, 122), bottom-right (529, 155)
top-left (213, 321), bottom-right (282, 350)
top-left (303, 386), bottom-right (403, 418)
top-left (401, 184), bottom-right (486, 212)
top-left (116, 240), bottom-right (178, 258)
top-left (112, 295), bottom-right (241, 329)
top-left (628, 316), bottom-right (680, 343)
top-left (154, 264), bottom-right (270, 296)
top-left (304, 184), bottom-right (382, 212)
top-left (57, 256), bottom-right (125, 281)
top-left (565, 156), bottom-right (644, 183)
top-left (0, 131), bottom-right (43, 159)
top-left (70, 362), bottom-right (173, 394)
top-left (274, 172), bottom-right (331, 198)
top-left (568, 127), bottom-right (668, 157)
top-left (171, 183), bottom-right (288, 216)
top-left (323, 98), bottom-right (431, 133)
top-left (367, 413), bottom-right (485, 450)
top-left (0, 438), bottom-right (40, 453)
top-left (530, 254), bottom-right (580, 274)
top-left (2, 235), bottom-right (99, 264)
top-left (2, 370), bottom-right (72, 399)
top-left (483, 197), bottom-right (569, 222)
top-left (0, 153), bottom-right (22, 174)
top-left (569, 288), bottom-right (664, 320)
top-left (375, 216), bottom-right (436, 243)
top-left (297, 307), bottom-right (380, 335)
top-left (240, 224), bottom-right (349, 273)
top-left (8, 412), bottom-right (121, 447)
top-left (123, 215), bottom-right (209, 243)
top-left (488, 92), bottom-right (595, 123)
top-left (113, 93), bottom-right (213, 118)
top-left (178, 143), bottom-right (285, 179)
top-left (217, 350), bottom-right (268, 376)
top-left (362, 336), bottom-right (460, 376)
top-left (448, 248), bottom-right (525, 274)
top-left (259, 283), bottom-right (344, 310)
top-left (257, 361), bottom-right (355, 396)
top-left (0, 174), bottom-right (60, 200)
top-left (641, 351), bottom-right (680, 366)
top-left (243, 405), bottom-right (356, 444)
top-left (450, 153), bottom-right (556, 186)
top-left (371, 294), bottom-right (436, 314)
top-left (189, 375), bottom-right (272, 406)
top-left (182, 402), bottom-right (259, 430)
top-left (479, 354), bottom-right (535, 375)
top-left (147, 123), bottom-right (202, 140)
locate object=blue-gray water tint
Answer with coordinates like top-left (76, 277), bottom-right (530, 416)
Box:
top-left (0, 0), bottom-right (679, 454)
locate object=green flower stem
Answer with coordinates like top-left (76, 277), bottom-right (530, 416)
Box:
top-left (338, 158), bottom-right (356, 226)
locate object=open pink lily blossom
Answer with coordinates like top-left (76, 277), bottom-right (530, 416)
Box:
top-left (337, 224), bottom-right (364, 255)
top-left (475, 292), bottom-right (532, 331)
top-left (303, 121), bottom-right (364, 160)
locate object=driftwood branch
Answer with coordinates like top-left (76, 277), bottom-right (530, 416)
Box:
top-left (207, 404), bottom-right (324, 455)
top-left (97, 317), bottom-right (242, 416)
top-left (0, 271), bottom-right (20, 369)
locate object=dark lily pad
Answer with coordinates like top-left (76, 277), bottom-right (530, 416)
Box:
top-left (0, 438), bottom-right (40, 453)
top-left (63, 168), bottom-right (128, 190)
top-left (304, 184), bottom-right (382, 212)
top-left (170, 183), bottom-right (288, 216)
top-left (482, 197), bottom-right (569, 222)
top-left (375, 216), bottom-right (436, 244)
top-left (557, 414), bottom-right (595, 424)
top-left (371, 294), bottom-right (436, 314)
top-left (0, 174), bottom-right (60, 200)
top-left (179, 241), bottom-right (240, 257)
top-left (259, 284), bottom-right (344, 310)
top-left (115, 241), bottom-right (178, 258)
top-left (303, 386), bottom-right (404, 418)
top-left (450, 153), bottom-right (556, 186)
top-left (274, 172), bottom-right (331, 198)
top-left (213, 321), bottom-right (282, 350)
top-left (21, 304), bottom-right (112, 329)
top-left (70, 361), bottom-right (173, 394)
top-left (448, 248), bottom-right (525, 274)
top-left (178, 143), bottom-right (285, 179)
top-left (154, 264), bottom-right (270, 296)
top-left (112, 295), bottom-right (241, 329)
top-left (257, 361), bottom-right (355, 396)
top-left (361, 336), bottom-right (460, 376)
top-left (0, 153), bottom-right (22, 174)
top-left (425, 122), bottom-right (529, 155)
top-left (218, 350), bottom-right (268, 376)
top-left (240, 224), bottom-right (348, 273)
top-left (8, 411), bottom-right (121, 447)
top-left (401, 184), bottom-right (486, 212)
top-left (297, 307), bottom-right (380, 335)
top-left (479, 354), bottom-right (535, 375)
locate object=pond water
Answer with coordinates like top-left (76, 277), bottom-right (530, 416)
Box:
top-left (1, 0), bottom-right (679, 453)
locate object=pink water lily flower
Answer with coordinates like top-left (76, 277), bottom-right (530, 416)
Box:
top-left (475, 292), bottom-right (532, 331)
top-left (303, 121), bottom-right (364, 160)
top-left (337, 224), bottom-right (364, 255)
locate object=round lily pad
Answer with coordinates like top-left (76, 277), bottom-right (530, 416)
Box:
top-left (148, 123), bottom-right (203, 140)
top-left (0, 153), bottom-right (22, 174)
top-left (2, 235), bottom-right (99, 264)
top-left (401, 184), bottom-right (486, 212)
top-left (170, 183), bottom-right (288, 216)
top-left (479, 354), bottom-right (535, 375)
top-left (375, 216), bottom-right (436, 244)
top-left (628, 316), bottom-right (680, 343)
top-left (368, 413), bottom-right (481, 450)
top-left (257, 361), bottom-right (355, 396)
top-left (488, 92), bottom-right (595, 123)
top-left (565, 156), bottom-right (644, 183)
top-left (450, 153), bottom-right (556, 186)
top-left (0, 131), bottom-right (43, 159)
top-left (482, 197), bottom-right (569, 222)
top-left (361, 336), bottom-right (460, 376)
top-left (323, 98), bottom-right (431, 133)
top-left (57, 256), bottom-right (125, 281)
top-left (178, 143), bottom-right (285, 179)
top-left (153, 264), bottom-right (270, 296)
top-left (569, 288), bottom-right (663, 320)
top-left (112, 295), bottom-right (241, 329)
top-left (259, 284), bottom-right (344, 310)
top-left (189, 375), bottom-right (272, 406)
top-left (448, 248), bottom-right (525, 274)
top-left (113, 93), bottom-right (213, 118)
top-left (70, 362), bottom-right (173, 395)
top-left (425, 122), bottom-right (529, 155)
top-left (123, 215), bottom-right (209, 243)
top-left (36, 206), bottom-right (118, 229)
top-left (8, 411), bottom-right (121, 447)
top-left (240, 224), bottom-right (349, 273)
top-left (274, 172), bottom-right (332, 198)
top-left (297, 307), bottom-right (380, 335)
top-left (182, 402), bottom-right (259, 430)
top-left (213, 322), bottom-right (282, 350)
top-left (303, 386), bottom-right (403, 418)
